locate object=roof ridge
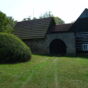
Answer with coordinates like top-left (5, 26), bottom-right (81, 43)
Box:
top-left (18, 17), bottom-right (53, 23)
top-left (56, 23), bottom-right (73, 26)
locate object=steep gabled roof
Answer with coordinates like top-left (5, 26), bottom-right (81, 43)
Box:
top-left (70, 18), bottom-right (88, 32)
top-left (14, 17), bottom-right (53, 39)
top-left (70, 8), bottom-right (88, 32)
top-left (78, 8), bottom-right (88, 19)
top-left (54, 8), bottom-right (88, 33)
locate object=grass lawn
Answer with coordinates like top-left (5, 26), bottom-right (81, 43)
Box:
top-left (0, 55), bottom-right (88, 88)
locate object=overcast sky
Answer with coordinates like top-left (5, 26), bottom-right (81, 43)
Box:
top-left (0, 0), bottom-right (88, 23)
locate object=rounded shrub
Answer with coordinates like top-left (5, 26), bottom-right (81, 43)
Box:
top-left (0, 33), bottom-right (31, 63)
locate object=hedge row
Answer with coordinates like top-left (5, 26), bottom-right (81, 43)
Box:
top-left (0, 33), bottom-right (31, 63)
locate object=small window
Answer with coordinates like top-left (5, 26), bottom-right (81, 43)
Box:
top-left (82, 44), bottom-right (88, 51)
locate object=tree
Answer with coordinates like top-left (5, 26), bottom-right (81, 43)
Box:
top-left (23, 16), bottom-right (37, 21)
top-left (54, 17), bottom-right (65, 24)
top-left (23, 16), bottom-right (31, 21)
top-left (0, 11), bottom-right (16, 33)
top-left (39, 11), bottom-right (65, 24)
top-left (7, 17), bottom-right (16, 32)
top-left (32, 17), bottom-right (37, 20)
top-left (39, 11), bottom-right (53, 18)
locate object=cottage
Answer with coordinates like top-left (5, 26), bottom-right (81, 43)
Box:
top-left (14, 8), bottom-right (88, 56)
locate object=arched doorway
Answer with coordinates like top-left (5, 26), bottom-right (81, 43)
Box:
top-left (49, 39), bottom-right (67, 56)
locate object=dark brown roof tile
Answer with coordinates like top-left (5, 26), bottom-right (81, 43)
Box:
top-left (54, 23), bottom-right (73, 32)
top-left (14, 17), bottom-right (52, 39)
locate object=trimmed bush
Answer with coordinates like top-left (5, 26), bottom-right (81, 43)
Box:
top-left (0, 33), bottom-right (31, 63)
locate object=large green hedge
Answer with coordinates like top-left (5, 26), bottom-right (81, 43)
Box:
top-left (0, 33), bottom-right (31, 63)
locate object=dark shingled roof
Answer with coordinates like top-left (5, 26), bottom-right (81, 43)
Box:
top-left (14, 8), bottom-right (88, 39)
top-left (54, 23), bottom-right (73, 32)
top-left (70, 18), bottom-right (88, 32)
top-left (14, 17), bottom-right (53, 39)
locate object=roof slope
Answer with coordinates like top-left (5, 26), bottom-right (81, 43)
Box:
top-left (70, 18), bottom-right (88, 32)
top-left (54, 23), bottom-right (73, 32)
top-left (54, 8), bottom-right (88, 33)
top-left (78, 8), bottom-right (88, 19)
top-left (70, 8), bottom-right (88, 32)
top-left (14, 17), bottom-right (53, 39)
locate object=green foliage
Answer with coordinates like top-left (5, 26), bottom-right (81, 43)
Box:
top-left (0, 33), bottom-right (31, 63)
top-left (23, 16), bottom-right (31, 21)
top-left (8, 17), bottom-right (16, 32)
top-left (39, 11), bottom-right (53, 18)
top-left (54, 17), bottom-right (65, 24)
top-left (39, 11), bottom-right (65, 24)
top-left (0, 11), bottom-right (16, 33)
top-left (32, 17), bottom-right (37, 20)
top-left (23, 16), bottom-right (37, 21)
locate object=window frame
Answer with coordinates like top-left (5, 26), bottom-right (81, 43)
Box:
top-left (82, 43), bottom-right (88, 51)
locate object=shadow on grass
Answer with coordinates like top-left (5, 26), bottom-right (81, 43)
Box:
top-left (1, 54), bottom-right (88, 65)
top-left (0, 59), bottom-right (31, 65)
top-left (33, 53), bottom-right (88, 59)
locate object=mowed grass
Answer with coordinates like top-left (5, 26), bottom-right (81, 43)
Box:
top-left (0, 55), bottom-right (88, 88)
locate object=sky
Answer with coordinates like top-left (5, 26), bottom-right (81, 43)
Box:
top-left (0, 0), bottom-right (88, 23)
